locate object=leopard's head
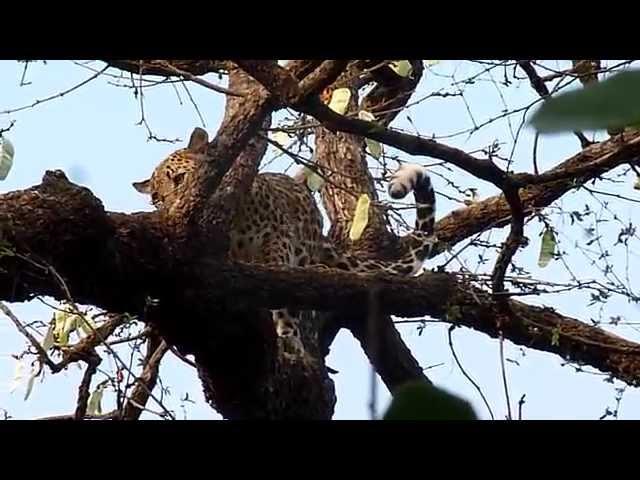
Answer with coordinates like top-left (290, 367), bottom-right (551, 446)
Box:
top-left (132, 127), bottom-right (209, 209)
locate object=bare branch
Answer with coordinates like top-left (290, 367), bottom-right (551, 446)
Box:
top-left (121, 334), bottom-right (169, 420)
top-left (1, 65), bottom-right (108, 115)
top-left (154, 61), bottom-right (244, 97)
top-left (74, 351), bottom-right (100, 420)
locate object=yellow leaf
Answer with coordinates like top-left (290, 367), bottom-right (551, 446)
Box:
top-left (328, 88), bottom-right (351, 115)
top-left (0, 136), bottom-right (15, 181)
top-left (54, 309), bottom-right (81, 346)
top-left (389, 61), bottom-right (413, 78)
top-left (349, 194), bottom-right (371, 241)
top-left (270, 131), bottom-right (293, 148)
top-left (358, 111), bottom-right (383, 159)
top-left (303, 167), bottom-right (325, 192)
top-left (358, 110), bottom-right (376, 122)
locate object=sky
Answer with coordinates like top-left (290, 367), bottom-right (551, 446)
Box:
top-left (0, 60), bottom-right (639, 420)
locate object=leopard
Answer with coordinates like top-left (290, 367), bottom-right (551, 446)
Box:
top-left (133, 127), bottom-right (437, 344)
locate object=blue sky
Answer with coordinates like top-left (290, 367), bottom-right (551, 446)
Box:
top-left (1, 60), bottom-right (639, 420)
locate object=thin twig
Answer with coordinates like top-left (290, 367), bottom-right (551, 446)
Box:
top-left (1, 65), bottom-right (108, 115)
top-left (44, 262), bottom-right (175, 419)
top-left (0, 302), bottom-right (57, 371)
top-left (156, 61), bottom-right (244, 97)
top-left (532, 131), bottom-right (540, 175)
top-left (517, 394), bottom-right (526, 420)
top-left (499, 336), bottom-right (513, 420)
top-left (448, 326), bottom-right (495, 420)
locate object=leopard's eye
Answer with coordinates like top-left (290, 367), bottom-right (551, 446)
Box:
top-left (173, 172), bottom-right (186, 186)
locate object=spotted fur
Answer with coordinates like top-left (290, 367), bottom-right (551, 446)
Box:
top-left (133, 128), bottom-right (437, 343)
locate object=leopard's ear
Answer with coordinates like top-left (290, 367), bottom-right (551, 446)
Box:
top-left (187, 127), bottom-right (209, 154)
top-left (132, 179), bottom-right (151, 194)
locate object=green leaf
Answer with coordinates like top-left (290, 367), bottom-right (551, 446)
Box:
top-left (551, 327), bottom-right (560, 347)
top-left (424, 60), bottom-right (440, 67)
top-left (349, 194), bottom-right (370, 241)
top-left (365, 139), bottom-right (382, 160)
top-left (87, 384), bottom-right (105, 416)
top-left (529, 70), bottom-right (640, 133)
top-left (538, 228), bottom-right (556, 268)
top-left (383, 381), bottom-right (477, 420)
top-left (328, 88), bottom-right (351, 115)
top-left (389, 61), bottom-right (413, 78)
top-left (0, 136), bottom-right (15, 180)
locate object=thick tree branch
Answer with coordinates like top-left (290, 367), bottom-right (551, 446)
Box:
top-left (105, 60), bottom-right (231, 77)
top-left (491, 187), bottom-right (525, 296)
top-left (433, 130), bottom-right (640, 254)
top-left (232, 60), bottom-right (302, 104)
top-left (298, 61), bottom-right (350, 98)
top-left (2, 173), bottom-right (640, 390)
top-left (310, 61), bottom-right (431, 393)
top-left (360, 60), bottom-right (425, 127)
top-left (74, 351), bottom-right (100, 420)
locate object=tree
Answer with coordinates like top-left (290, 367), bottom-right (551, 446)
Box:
top-left (0, 59), bottom-right (639, 420)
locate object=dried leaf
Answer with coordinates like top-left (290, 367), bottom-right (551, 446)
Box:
top-left (0, 136), bottom-right (15, 181)
top-left (301, 167), bottom-right (325, 192)
top-left (358, 110), bottom-right (376, 122)
top-left (87, 384), bottom-right (105, 416)
top-left (270, 131), bottom-right (293, 148)
top-left (389, 61), bottom-right (413, 78)
top-left (538, 228), bottom-right (557, 268)
top-left (9, 360), bottom-right (25, 393)
top-left (24, 366), bottom-right (39, 401)
top-left (349, 194), bottom-right (371, 241)
top-left (328, 88), bottom-right (351, 115)
top-left (54, 310), bottom-right (80, 346)
top-left (41, 322), bottom-right (55, 351)
top-left (358, 111), bottom-right (382, 159)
